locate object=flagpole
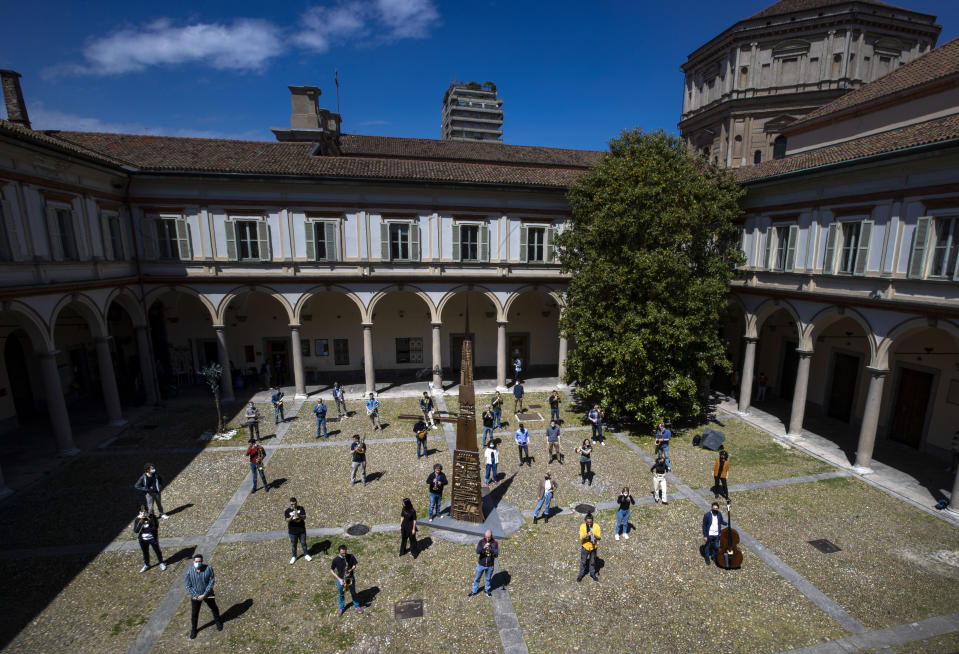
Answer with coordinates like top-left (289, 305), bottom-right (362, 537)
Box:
top-left (335, 70), bottom-right (340, 114)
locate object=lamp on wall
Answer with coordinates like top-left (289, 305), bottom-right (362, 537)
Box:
top-left (399, 310), bottom-right (405, 318)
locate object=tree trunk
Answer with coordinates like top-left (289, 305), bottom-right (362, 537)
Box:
top-left (214, 391), bottom-right (224, 434)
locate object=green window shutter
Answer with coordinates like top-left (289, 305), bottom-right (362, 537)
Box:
top-left (452, 223), bottom-right (461, 262)
top-left (410, 222), bottom-right (420, 261)
top-left (853, 220), bottom-right (873, 276)
top-left (304, 221), bottom-right (316, 261)
top-left (822, 223), bottom-right (838, 274)
top-left (908, 216), bottom-right (931, 279)
top-left (256, 220), bottom-right (271, 261)
top-left (784, 224), bottom-right (799, 272)
top-left (225, 219), bottom-right (237, 261)
top-left (73, 211), bottom-right (89, 261)
top-left (380, 221), bottom-right (390, 261)
top-left (519, 225), bottom-right (528, 263)
top-left (142, 219), bottom-right (158, 260)
top-left (45, 206), bottom-right (64, 261)
top-left (546, 225), bottom-right (557, 262)
top-left (2, 198), bottom-right (23, 260)
top-left (175, 216), bottom-right (192, 260)
top-left (100, 214), bottom-right (114, 260)
top-left (479, 223), bottom-right (489, 262)
top-left (763, 227), bottom-right (774, 269)
top-left (324, 221), bottom-right (338, 262)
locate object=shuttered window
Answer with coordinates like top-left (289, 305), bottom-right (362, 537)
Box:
top-left (305, 220), bottom-right (339, 262)
top-left (46, 207), bottom-right (80, 261)
top-left (227, 219), bottom-right (270, 262)
top-left (102, 213), bottom-right (124, 261)
top-left (929, 217), bottom-right (959, 280)
top-left (452, 222), bottom-right (489, 262)
top-left (154, 216), bottom-right (191, 260)
top-left (380, 220), bottom-right (420, 262)
top-left (822, 223), bottom-right (838, 274)
top-left (908, 216), bottom-right (931, 279)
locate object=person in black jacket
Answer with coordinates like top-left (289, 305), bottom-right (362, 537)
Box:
top-left (615, 487), bottom-right (635, 540)
top-left (399, 498), bottom-right (418, 557)
top-left (469, 530), bottom-right (499, 598)
top-left (134, 463), bottom-right (168, 519)
top-left (650, 456), bottom-right (668, 504)
top-left (133, 505), bottom-right (166, 572)
top-left (285, 497), bottom-right (311, 565)
top-left (426, 463), bottom-right (448, 521)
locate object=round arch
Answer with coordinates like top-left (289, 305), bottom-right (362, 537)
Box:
top-left (875, 317), bottom-right (959, 369)
top-left (802, 306), bottom-right (877, 363)
top-left (294, 284), bottom-right (367, 323)
top-left (436, 285), bottom-right (503, 322)
top-left (0, 301), bottom-right (54, 351)
top-left (104, 287), bottom-right (147, 326)
top-left (502, 285), bottom-right (565, 317)
top-left (747, 298), bottom-right (802, 341)
top-left (366, 285), bottom-right (438, 323)
top-left (49, 293), bottom-right (108, 340)
top-left (216, 285), bottom-right (295, 325)
top-left (144, 286), bottom-right (218, 323)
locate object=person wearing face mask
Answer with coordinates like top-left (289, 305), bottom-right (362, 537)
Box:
top-left (701, 502), bottom-right (727, 565)
top-left (134, 463), bottom-right (168, 519)
top-left (330, 544), bottom-right (363, 616)
top-left (615, 487), bottom-right (635, 540)
top-left (578, 513), bottom-right (601, 582)
top-left (244, 402), bottom-right (261, 441)
top-left (469, 530), bottom-right (499, 598)
top-left (332, 381), bottom-right (348, 420)
top-left (185, 554), bottom-right (222, 639)
top-left (133, 505), bottom-right (166, 572)
top-left (285, 497), bottom-right (311, 564)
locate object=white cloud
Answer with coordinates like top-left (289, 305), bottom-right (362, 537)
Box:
top-left (58, 18), bottom-right (283, 76)
top-left (375, 0), bottom-right (439, 39)
top-left (293, 0), bottom-right (439, 52)
top-left (293, 4), bottom-right (368, 53)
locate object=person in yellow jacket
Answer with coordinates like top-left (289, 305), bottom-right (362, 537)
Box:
top-left (577, 513), bottom-right (601, 582)
top-left (712, 449), bottom-right (730, 502)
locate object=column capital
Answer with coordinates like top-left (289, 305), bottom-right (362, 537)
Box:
top-left (133, 324), bottom-right (149, 331)
top-left (94, 335), bottom-right (114, 344)
top-left (496, 320), bottom-right (509, 327)
top-left (796, 349), bottom-right (814, 358)
top-left (212, 324), bottom-right (226, 331)
top-left (361, 322), bottom-right (374, 329)
top-left (743, 336), bottom-right (759, 344)
top-left (431, 322), bottom-right (443, 329)
top-left (40, 349), bottom-right (61, 359)
top-left (865, 366), bottom-right (890, 376)
top-left (289, 323), bottom-right (302, 330)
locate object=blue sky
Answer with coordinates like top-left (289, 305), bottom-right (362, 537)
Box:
top-left (2, 0), bottom-right (957, 151)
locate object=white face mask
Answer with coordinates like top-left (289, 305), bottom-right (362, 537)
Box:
top-left (149, 469), bottom-right (156, 474)
top-left (194, 561), bottom-right (201, 568)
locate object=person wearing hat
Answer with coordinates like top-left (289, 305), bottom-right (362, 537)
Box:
top-left (533, 471), bottom-right (556, 524)
top-left (577, 513), bottom-right (601, 582)
top-left (426, 463), bottom-right (448, 521)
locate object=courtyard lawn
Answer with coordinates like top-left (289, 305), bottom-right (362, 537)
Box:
top-left (152, 534), bottom-right (500, 654)
top-left (447, 391), bottom-right (588, 432)
top-left (627, 417), bottom-right (833, 487)
top-left (282, 396), bottom-right (426, 444)
top-left (503, 504), bottom-right (847, 654)
top-left (732, 476), bottom-right (959, 630)
top-left (227, 439), bottom-right (451, 533)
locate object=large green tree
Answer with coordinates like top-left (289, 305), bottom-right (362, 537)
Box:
top-left (557, 129), bottom-right (743, 427)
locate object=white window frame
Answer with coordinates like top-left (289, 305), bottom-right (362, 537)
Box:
top-left (452, 220), bottom-right (490, 263)
top-left (519, 223), bottom-right (557, 263)
top-left (395, 337), bottom-right (424, 364)
top-left (380, 219), bottom-right (420, 262)
top-left (146, 214), bottom-right (192, 261)
top-left (927, 216), bottom-right (959, 281)
top-left (304, 218), bottom-right (340, 262)
top-left (44, 201), bottom-right (83, 262)
top-left (822, 219), bottom-right (872, 276)
top-left (101, 210), bottom-right (125, 261)
top-left (225, 216), bottom-right (270, 262)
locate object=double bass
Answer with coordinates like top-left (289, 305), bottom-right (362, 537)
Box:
top-left (716, 502), bottom-right (743, 569)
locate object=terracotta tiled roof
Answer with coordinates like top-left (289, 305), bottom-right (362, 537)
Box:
top-left (735, 113), bottom-right (959, 182)
top-left (789, 37), bottom-right (959, 130)
top-left (0, 119), bottom-right (131, 168)
top-left (31, 130), bottom-right (603, 188)
top-left (749, 0), bottom-right (903, 19)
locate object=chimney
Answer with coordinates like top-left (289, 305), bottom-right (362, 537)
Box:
top-left (0, 70), bottom-right (31, 129)
top-left (271, 85), bottom-right (342, 154)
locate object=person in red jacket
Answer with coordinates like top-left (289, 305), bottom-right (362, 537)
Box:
top-left (245, 439), bottom-right (269, 493)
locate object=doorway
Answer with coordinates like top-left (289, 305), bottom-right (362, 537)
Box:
top-left (4, 332), bottom-right (35, 422)
top-left (449, 333), bottom-right (476, 376)
top-left (265, 339), bottom-right (290, 386)
top-left (779, 341), bottom-right (799, 400)
top-left (507, 333), bottom-right (530, 374)
top-left (828, 352), bottom-right (860, 422)
top-left (889, 367), bottom-right (934, 448)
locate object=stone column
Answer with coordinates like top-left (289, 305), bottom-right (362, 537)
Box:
top-left (786, 349), bottom-right (814, 439)
top-left (94, 336), bottom-right (126, 426)
top-left (290, 324), bottom-right (306, 398)
top-left (948, 466), bottom-right (959, 516)
top-left (496, 320), bottom-right (508, 392)
top-left (39, 351), bottom-right (79, 455)
top-left (431, 322), bottom-right (443, 393)
top-left (737, 336), bottom-right (757, 415)
top-left (213, 325), bottom-right (235, 402)
top-left (854, 367), bottom-right (889, 474)
top-left (134, 325), bottom-right (158, 405)
top-left (362, 322), bottom-right (375, 394)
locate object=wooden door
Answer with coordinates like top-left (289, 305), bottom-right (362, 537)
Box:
top-left (828, 353), bottom-right (859, 422)
top-left (449, 333), bottom-right (475, 376)
top-left (889, 368), bottom-right (933, 448)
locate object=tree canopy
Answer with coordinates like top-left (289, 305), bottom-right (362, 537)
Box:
top-left (557, 129), bottom-right (744, 427)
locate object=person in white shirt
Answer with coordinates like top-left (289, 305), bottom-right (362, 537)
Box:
top-left (533, 471), bottom-right (556, 524)
top-left (484, 442), bottom-right (499, 486)
top-left (701, 502), bottom-right (727, 565)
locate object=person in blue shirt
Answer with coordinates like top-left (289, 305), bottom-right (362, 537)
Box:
top-left (656, 422), bottom-right (672, 472)
top-left (185, 554), bottom-right (222, 639)
top-left (270, 388), bottom-right (285, 424)
top-left (512, 380), bottom-right (525, 414)
top-left (588, 404), bottom-right (604, 445)
top-left (365, 393), bottom-right (381, 431)
top-left (313, 398), bottom-right (328, 439)
top-left (490, 392), bottom-right (504, 430)
top-left (514, 423), bottom-right (531, 467)
top-left (332, 382), bottom-right (348, 420)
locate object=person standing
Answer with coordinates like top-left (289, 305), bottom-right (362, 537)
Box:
top-left (365, 393), bottom-right (382, 431)
top-left (332, 382), bottom-right (348, 420)
top-left (246, 439), bottom-right (269, 493)
top-left (313, 398), bottom-right (328, 439)
top-left (186, 554), bottom-right (222, 639)
top-left (413, 418), bottom-right (429, 458)
top-left (330, 545), bottom-right (363, 616)
top-left (757, 373), bottom-right (769, 402)
top-left (656, 422), bottom-right (672, 471)
top-left (350, 435), bottom-right (367, 486)
top-left (533, 471), bottom-right (556, 524)
top-left (512, 380), bottom-right (525, 414)
top-left (484, 441), bottom-right (499, 486)
top-left (701, 502), bottom-right (727, 565)
top-left (245, 402), bottom-right (261, 441)
top-left (134, 463), bottom-right (169, 519)
top-left (399, 498), bottom-right (418, 557)
top-left (469, 530), bottom-right (499, 598)
top-left (481, 405), bottom-right (494, 447)
top-left (615, 487), bottom-right (635, 540)
top-left (549, 390), bottom-right (561, 423)
top-left (285, 497), bottom-right (311, 564)
top-left (575, 439), bottom-right (593, 486)
top-left (491, 391), bottom-right (503, 429)
top-left (577, 513), bottom-right (601, 582)
top-left (546, 419), bottom-right (563, 464)
top-left (514, 423), bottom-right (531, 467)
top-left (133, 505), bottom-right (166, 572)
top-left (271, 387), bottom-right (285, 424)
top-left (713, 450), bottom-right (730, 502)
top-left (426, 463), bottom-right (448, 521)
top-left (650, 455), bottom-right (668, 504)
top-left (512, 357), bottom-right (522, 386)
top-left (420, 391), bottom-right (435, 429)
top-left (588, 404), bottom-right (604, 445)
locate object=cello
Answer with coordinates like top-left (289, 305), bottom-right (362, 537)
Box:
top-left (716, 501), bottom-right (743, 569)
